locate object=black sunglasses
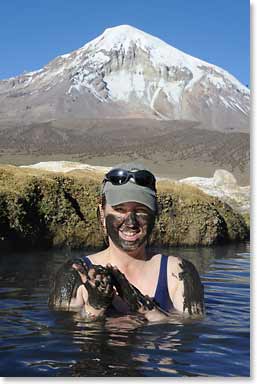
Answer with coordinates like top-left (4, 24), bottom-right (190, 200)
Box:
top-left (104, 168), bottom-right (156, 191)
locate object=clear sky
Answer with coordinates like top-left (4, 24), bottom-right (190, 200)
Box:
top-left (0, 0), bottom-right (250, 86)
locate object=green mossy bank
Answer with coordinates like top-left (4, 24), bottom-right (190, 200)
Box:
top-left (0, 166), bottom-right (249, 251)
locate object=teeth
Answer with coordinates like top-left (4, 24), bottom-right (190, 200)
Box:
top-left (123, 232), bottom-right (136, 236)
top-left (120, 231), bottom-right (139, 236)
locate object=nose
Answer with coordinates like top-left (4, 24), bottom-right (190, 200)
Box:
top-left (124, 212), bottom-right (138, 227)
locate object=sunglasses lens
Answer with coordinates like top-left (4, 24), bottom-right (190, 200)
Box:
top-left (134, 170), bottom-right (156, 188)
top-left (105, 169), bottom-right (156, 190)
top-left (106, 169), bottom-right (128, 185)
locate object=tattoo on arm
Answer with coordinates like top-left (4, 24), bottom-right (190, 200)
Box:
top-left (178, 259), bottom-right (204, 315)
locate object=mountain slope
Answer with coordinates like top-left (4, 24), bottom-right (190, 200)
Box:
top-left (0, 25), bottom-right (249, 132)
top-left (0, 25), bottom-right (250, 183)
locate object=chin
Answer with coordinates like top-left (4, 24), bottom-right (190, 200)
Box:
top-left (119, 238), bottom-right (147, 252)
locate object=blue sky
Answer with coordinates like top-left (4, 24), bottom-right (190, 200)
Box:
top-left (0, 0), bottom-right (250, 86)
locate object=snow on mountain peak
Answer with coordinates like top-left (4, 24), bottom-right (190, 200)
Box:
top-left (85, 24), bottom-right (157, 51)
top-left (84, 24), bottom-right (202, 70)
top-left (79, 24), bottom-right (248, 95)
top-left (1, 24), bottom-right (249, 131)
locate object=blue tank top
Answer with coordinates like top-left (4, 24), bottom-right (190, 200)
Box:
top-left (153, 254), bottom-right (173, 311)
top-left (81, 254), bottom-right (173, 312)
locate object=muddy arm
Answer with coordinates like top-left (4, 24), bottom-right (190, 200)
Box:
top-left (108, 265), bottom-right (170, 321)
top-left (169, 257), bottom-right (205, 316)
top-left (48, 259), bottom-right (83, 310)
top-left (48, 259), bottom-right (114, 320)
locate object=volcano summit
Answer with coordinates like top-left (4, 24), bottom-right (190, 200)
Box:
top-left (0, 25), bottom-right (250, 183)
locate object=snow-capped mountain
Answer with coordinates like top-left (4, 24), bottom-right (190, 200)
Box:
top-left (0, 25), bottom-right (249, 132)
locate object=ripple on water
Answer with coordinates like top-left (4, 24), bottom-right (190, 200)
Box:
top-left (0, 244), bottom-right (250, 377)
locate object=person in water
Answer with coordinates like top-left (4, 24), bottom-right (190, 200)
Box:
top-left (50, 164), bottom-right (204, 322)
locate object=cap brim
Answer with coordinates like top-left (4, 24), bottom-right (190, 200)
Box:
top-left (104, 182), bottom-right (156, 212)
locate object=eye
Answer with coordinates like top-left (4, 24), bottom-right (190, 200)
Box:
top-left (114, 206), bottom-right (126, 214)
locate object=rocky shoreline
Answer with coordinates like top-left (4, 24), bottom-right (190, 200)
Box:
top-left (0, 164), bottom-right (249, 252)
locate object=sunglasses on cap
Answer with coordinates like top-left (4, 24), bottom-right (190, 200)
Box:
top-left (103, 168), bottom-right (156, 191)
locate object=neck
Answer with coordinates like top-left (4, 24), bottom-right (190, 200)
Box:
top-left (106, 239), bottom-right (148, 272)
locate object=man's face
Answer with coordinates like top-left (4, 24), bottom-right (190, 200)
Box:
top-left (104, 202), bottom-right (155, 252)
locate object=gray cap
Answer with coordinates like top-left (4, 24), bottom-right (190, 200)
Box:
top-left (102, 163), bottom-right (157, 212)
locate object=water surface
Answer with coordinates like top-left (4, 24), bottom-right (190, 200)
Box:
top-left (0, 242), bottom-right (250, 377)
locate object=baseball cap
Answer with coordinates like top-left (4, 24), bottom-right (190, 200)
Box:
top-left (101, 163), bottom-right (157, 212)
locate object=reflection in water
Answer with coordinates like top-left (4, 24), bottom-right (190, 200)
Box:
top-left (0, 242), bottom-right (248, 288)
top-left (0, 242), bottom-right (250, 377)
top-left (157, 241), bottom-right (250, 275)
top-left (47, 309), bottom-right (204, 376)
top-left (69, 323), bottom-right (144, 376)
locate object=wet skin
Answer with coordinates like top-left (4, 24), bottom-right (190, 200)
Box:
top-left (48, 259), bottom-right (115, 311)
top-left (48, 259), bottom-right (167, 315)
top-left (49, 204), bottom-right (204, 319)
top-left (105, 204), bottom-right (156, 252)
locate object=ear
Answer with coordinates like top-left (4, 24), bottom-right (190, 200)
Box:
top-left (99, 204), bottom-right (106, 230)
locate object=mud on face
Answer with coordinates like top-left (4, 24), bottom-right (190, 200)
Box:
top-left (105, 205), bottom-right (155, 252)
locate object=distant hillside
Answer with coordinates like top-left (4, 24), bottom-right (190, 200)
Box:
top-left (0, 120), bottom-right (249, 184)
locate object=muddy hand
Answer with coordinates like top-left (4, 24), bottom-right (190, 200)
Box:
top-left (71, 258), bottom-right (89, 283)
top-left (84, 265), bottom-right (114, 310)
top-left (72, 260), bottom-right (114, 310)
top-left (108, 265), bottom-right (155, 312)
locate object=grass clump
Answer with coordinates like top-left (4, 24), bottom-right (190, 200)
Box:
top-left (0, 166), bottom-right (249, 251)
